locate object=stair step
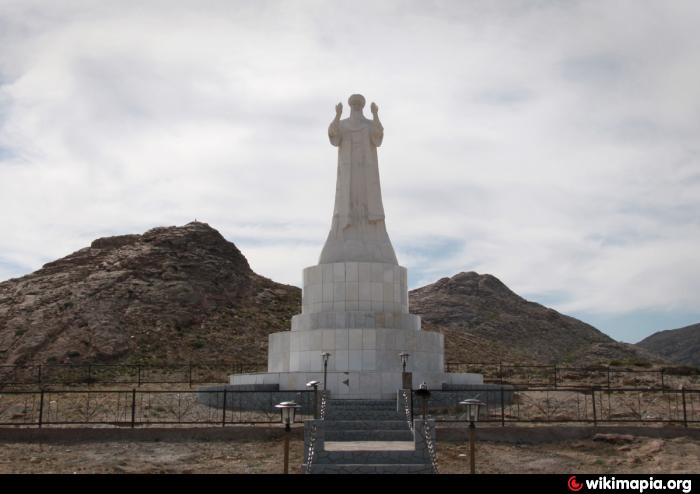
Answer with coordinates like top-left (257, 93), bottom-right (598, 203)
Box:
top-left (322, 420), bottom-right (410, 431)
top-left (325, 430), bottom-right (414, 441)
top-left (314, 449), bottom-right (427, 465)
top-left (324, 410), bottom-right (405, 420)
top-left (306, 463), bottom-right (435, 474)
top-left (327, 399), bottom-right (396, 409)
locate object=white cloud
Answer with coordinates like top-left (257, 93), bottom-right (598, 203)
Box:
top-left (1, 0), bottom-right (699, 340)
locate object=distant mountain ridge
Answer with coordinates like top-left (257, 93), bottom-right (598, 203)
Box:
top-left (409, 272), bottom-right (661, 366)
top-left (0, 222), bottom-right (662, 368)
top-left (636, 323), bottom-right (700, 367)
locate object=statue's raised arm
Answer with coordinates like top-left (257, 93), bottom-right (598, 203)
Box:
top-left (328, 102), bottom-right (342, 147)
top-left (370, 101), bottom-right (383, 147)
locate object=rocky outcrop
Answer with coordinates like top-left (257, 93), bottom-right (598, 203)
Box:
top-left (636, 323), bottom-right (700, 367)
top-left (0, 222), bottom-right (300, 366)
top-left (409, 271), bottom-right (659, 365)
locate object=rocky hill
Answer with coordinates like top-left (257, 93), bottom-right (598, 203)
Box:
top-left (409, 272), bottom-right (660, 366)
top-left (0, 223), bottom-right (661, 368)
top-left (636, 323), bottom-right (700, 367)
top-left (0, 222), bottom-right (300, 366)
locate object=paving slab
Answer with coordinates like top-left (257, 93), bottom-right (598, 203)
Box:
top-left (324, 441), bottom-right (415, 451)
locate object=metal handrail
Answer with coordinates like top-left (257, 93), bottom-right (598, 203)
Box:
top-left (305, 391), bottom-right (328, 474)
top-left (304, 422), bottom-right (318, 474)
top-left (320, 391), bottom-right (328, 421)
top-left (400, 389), bottom-right (413, 432)
top-left (422, 419), bottom-right (439, 474)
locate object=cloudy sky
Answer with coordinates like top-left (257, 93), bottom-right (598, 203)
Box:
top-left (1, 1), bottom-right (699, 343)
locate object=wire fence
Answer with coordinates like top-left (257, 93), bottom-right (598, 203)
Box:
top-left (0, 389), bottom-right (315, 428)
top-left (0, 385), bottom-right (697, 429)
top-left (3, 362), bottom-right (699, 389)
top-left (445, 362), bottom-right (700, 389)
top-left (417, 386), bottom-right (700, 427)
top-left (0, 363), bottom-right (266, 387)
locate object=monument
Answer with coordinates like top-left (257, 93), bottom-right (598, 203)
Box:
top-left (230, 95), bottom-right (482, 398)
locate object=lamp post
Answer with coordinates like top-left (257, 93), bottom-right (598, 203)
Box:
top-left (415, 382), bottom-right (431, 420)
top-left (275, 401), bottom-right (301, 474)
top-left (399, 352), bottom-right (410, 373)
top-left (320, 352), bottom-right (331, 391)
top-left (459, 398), bottom-right (485, 474)
top-left (399, 352), bottom-right (411, 390)
top-left (306, 380), bottom-right (320, 419)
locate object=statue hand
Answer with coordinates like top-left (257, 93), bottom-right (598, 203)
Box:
top-left (371, 102), bottom-right (378, 115)
top-left (335, 102), bottom-right (343, 118)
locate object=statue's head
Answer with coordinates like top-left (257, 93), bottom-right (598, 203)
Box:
top-left (348, 94), bottom-right (366, 110)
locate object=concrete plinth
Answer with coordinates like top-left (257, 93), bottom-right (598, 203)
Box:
top-left (228, 261), bottom-right (483, 399)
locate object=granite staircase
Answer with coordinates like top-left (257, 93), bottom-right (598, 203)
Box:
top-left (303, 398), bottom-right (438, 474)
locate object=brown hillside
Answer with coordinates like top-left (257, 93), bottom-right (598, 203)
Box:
top-left (636, 323), bottom-right (700, 367)
top-left (0, 222), bottom-right (299, 366)
top-left (409, 271), bottom-right (660, 366)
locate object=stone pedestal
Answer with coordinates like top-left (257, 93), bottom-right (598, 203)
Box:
top-left (230, 261), bottom-right (482, 398)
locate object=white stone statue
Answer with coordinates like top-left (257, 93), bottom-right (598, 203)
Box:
top-left (319, 94), bottom-right (398, 265)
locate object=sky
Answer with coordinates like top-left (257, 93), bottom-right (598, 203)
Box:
top-left (1, 1), bottom-right (699, 343)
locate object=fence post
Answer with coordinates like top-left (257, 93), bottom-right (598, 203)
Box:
top-left (38, 389), bottom-right (44, 429)
top-left (188, 363), bottom-right (193, 388)
top-left (499, 361), bottom-right (503, 385)
top-left (660, 369), bottom-right (665, 389)
top-left (500, 385), bottom-right (505, 427)
top-left (137, 366), bottom-right (141, 387)
top-left (553, 365), bottom-right (558, 388)
top-left (87, 364), bottom-right (92, 386)
top-left (222, 389), bottom-right (227, 427)
top-left (591, 387), bottom-right (597, 426)
top-left (38, 364), bottom-right (42, 385)
top-left (681, 386), bottom-right (688, 428)
top-left (131, 388), bottom-right (136, 428)
top-left (607, 368), bottom-right (611, 389)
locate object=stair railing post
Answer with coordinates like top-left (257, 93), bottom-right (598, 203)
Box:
top-left (38, 389), bottom-right (44, 429)
top-left (130, 388), bottom-right (136, 428)
top-left (500, 385), bottom-right (505, 427)
top-left (222, 389), bottom-right (227, 427)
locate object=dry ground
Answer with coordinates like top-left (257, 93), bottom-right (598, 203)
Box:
top-left (0, 430), bottom-right (698, 474)
top-left (439, 435), bottom-right (700, 474)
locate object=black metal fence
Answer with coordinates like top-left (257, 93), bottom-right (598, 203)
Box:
top-left (445, 362), bottom-right (700, 389)
top-left (0, 389), bottom-right (314, 427)
top-left (0, 363), bottom-right (266, 387)
top-left (1, 385), bottom-right (697, 429)
top-left (3, 362), bottom-right (698, 389)
top-left (418, 386), bottom-right (700, 427)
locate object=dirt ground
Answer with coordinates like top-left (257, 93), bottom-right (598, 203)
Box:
top-left (439, 435), bottom-right (700, 474)
top-left (0, 431), bottom-right (699, 474)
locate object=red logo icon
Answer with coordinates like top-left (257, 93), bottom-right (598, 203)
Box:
top-left (568, 476), bottom-right (583, 492)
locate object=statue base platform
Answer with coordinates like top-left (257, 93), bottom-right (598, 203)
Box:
top-left (228, 261), bottom-right (483, 399)
top-left (229, 370), bottom-right (483, 400)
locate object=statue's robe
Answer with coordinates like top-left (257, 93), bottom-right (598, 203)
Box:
top-left (320, 115), bottom-right (398, 265)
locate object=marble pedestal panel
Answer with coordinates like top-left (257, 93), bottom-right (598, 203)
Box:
top-left (301, 262), bottom-right (408, 314)
top-left (267, 328), bottom-right (443, 373)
